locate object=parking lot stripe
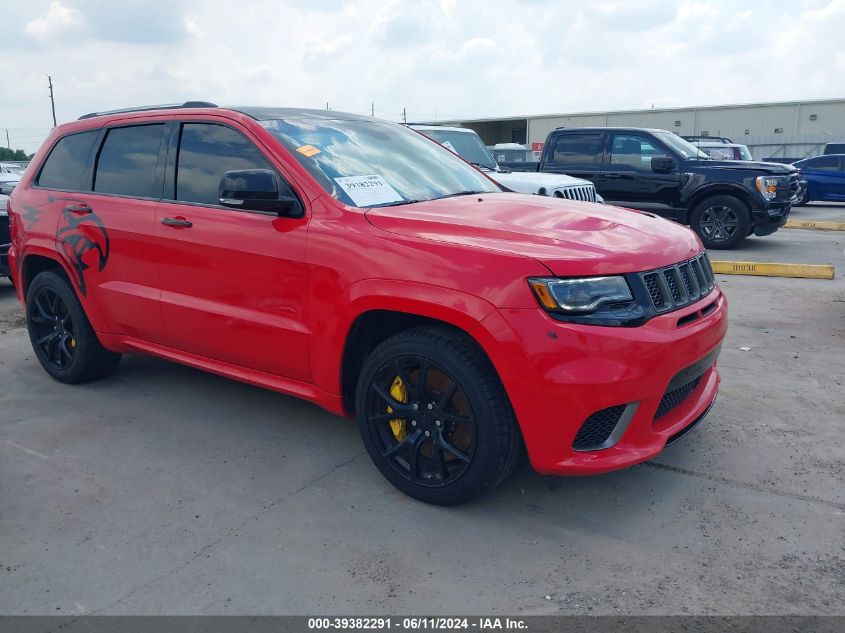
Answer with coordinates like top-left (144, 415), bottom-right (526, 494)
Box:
top-left (784, 219), bottom-right (845, 231)
top-left (710, 260), bottom-right (835, 279)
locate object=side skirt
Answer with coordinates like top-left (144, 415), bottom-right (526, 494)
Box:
top-left (97, 333), bottom-right (347, 417)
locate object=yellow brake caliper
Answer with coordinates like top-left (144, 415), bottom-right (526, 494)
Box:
top-left (387, 375), bottom-right (408, 441)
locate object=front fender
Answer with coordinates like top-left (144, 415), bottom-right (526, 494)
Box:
top-left (310, 279), bottom-right (497, 397)
top-left (685, 180), bottom-right (760, 212)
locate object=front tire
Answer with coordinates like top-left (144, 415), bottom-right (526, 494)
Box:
top-left (355, 326), bottom-right (520, 505)
top-left (690, 195), bottom-right (751, 250)
top-left (26, 270), bottom-right (121, 383)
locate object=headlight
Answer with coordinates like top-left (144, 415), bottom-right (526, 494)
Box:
top-left (755, 176), bottom-right (781, 200)
top-left (0, 181), bottom-right (16, 195)
top-left (529, 276), bottom-right (633, 314)
top-left (595, 193), bottom-right (604, 204)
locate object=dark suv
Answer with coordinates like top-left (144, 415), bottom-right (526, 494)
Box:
top-left (533, 128), bottom-right (801, 249)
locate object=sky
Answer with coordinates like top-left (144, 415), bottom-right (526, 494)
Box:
top-left (2, 0), bottom-right (844, 154)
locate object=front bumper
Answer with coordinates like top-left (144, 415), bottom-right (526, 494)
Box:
top-left (480, 287), bottom-right (727, 475)
top-left (751, 201), bottom-right (791, 236)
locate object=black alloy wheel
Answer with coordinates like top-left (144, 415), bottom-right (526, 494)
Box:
top-left (691, 195), bottom-right (751, 250)
top-left (29, 286), bottom-right (77, 370)
top-left (699, 205), bottom-right (740, 244)
top-left (365, 355), bottom-right (476, 488)
top-left (26, 270), bottom-right (121, 383)
top-left (355, 326), bottom-right (520, 505)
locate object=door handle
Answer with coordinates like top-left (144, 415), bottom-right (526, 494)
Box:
top-left (161, 217), bottom-right (193, 228)
top-left (65, 203), bottom-right (92, 214)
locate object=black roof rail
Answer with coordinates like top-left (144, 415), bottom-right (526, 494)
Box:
top-left (78, 101), bottom-right (218, 120)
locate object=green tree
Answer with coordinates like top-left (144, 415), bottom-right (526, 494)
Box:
top-left (0, 147), bottom-right (33, 161)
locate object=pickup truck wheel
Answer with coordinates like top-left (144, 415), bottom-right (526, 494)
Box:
top-left (26, 270), bottom-right (121, 383)
top-left (690, 195), bottom-right (751, 250)
top-left (355, 326), bottom-right (519, 505)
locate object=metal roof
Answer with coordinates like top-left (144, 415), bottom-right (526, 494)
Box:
top-left (78, 102), bottom-right (376, 123)
top-left (424, 97), bottom-right (845, 125)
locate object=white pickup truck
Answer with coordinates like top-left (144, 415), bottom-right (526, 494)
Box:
top-left (411, 125), bottom-right (603, 203)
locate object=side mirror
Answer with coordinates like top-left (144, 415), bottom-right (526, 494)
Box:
top-left (218, 169), bottom-right (302, 216)
top-left (651, 156), bottom-right (677, 173)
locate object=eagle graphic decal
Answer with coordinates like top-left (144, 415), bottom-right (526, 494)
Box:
top-left (55, 206), bottom-right (110, 296)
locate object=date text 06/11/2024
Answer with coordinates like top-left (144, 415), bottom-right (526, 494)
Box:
top-left (307, 617), bottom-right (528, 630)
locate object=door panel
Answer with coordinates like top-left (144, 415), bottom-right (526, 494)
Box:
top-left (154, 121), bottom-right (311, 381)
top-left (155, 203), bottom-right (310, 380)
top-left (542, 133), bottom-right (604, 184)
top-left (65, 123), bottom-right (166, 340)
top-left (600, 133), bottom-right (680, 209)
top-left (74, 194), bottom-right (164, 339)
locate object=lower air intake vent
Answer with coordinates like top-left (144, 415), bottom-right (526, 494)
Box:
top-left (572, 405), bottom-right (625, 451)
top-left (655, 376), bottom-right (702, 420)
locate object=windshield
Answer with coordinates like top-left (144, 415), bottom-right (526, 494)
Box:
top-left (260, 118), bottom-right (500, 208)
top-left (654, 131), bottom-right (710, 160)
top-left (421, 129), bottom-right (498, 171)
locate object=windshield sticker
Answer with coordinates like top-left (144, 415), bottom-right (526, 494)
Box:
top-left (334, 175), bottom-right (403, 207)
top-left (441, 140), bottom-right (457, 153)
top-left (296, 144), bottom-right (321, 157)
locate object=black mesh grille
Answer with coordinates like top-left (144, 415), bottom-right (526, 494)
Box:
top-left (644, 273), bottom-right (665, 308)
top-left (572, 405), bottom-right (625, 450)
top-left (640, 254), bottom-right (715, 314)
top-left (678, 264), bottom-right (695, 296)
top-left (690, 259), bottom-right (707, 289)
top-left (655, 376), bottom-right (702, 420)
top-left (663, 269), bottom-right (682, 303)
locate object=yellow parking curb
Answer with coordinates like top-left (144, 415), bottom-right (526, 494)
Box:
top-left (784, 219), bottom-right (845, 231)
top-left (710, 260), bottom-right (835, 280)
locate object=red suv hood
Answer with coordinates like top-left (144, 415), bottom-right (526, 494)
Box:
top-left (365, 193), bottom-right (702, 276)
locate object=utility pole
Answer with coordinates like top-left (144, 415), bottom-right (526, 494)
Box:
top-left (326, 102), bottom-right (329, 111)
top-left (5, 129), bottom-right (9, 150)
top-left (371, 102), bottom-right (374, 117)
top-left (402, 107), bottom-right (406, 123)
top-left (48, 75), bottom-right (57, 127)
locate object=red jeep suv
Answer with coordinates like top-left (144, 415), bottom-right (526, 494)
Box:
top-left (7, 103), bottom-right (727, 504)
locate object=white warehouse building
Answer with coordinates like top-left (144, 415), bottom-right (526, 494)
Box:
top-left (432, 97), bottom-right (845, 161)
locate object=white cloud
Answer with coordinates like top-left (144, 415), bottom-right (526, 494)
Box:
top-left (3, 0), bottom-right (844, 153)
top-left (24, 1), bottom-right (84, 40)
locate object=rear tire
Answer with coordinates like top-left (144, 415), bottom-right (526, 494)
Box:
top-left (794, 188), bottom-right (810, 207)
top-left (355, 326), bottom-right (520, 505)
top-left (26, 270), bottom-right (121, 383)
top-left (690, 195), bottom-right (751, 250)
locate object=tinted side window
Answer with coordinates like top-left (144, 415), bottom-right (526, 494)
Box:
top-left (804, 156), bottom-right (839, 171)
top-left (94, 124), bottom-right (165, 198)
top-left (37, 131), bottom-right (98, 190)
top-left (175, 123), bottom-right (272, 205)
top-left (610, 134), bottom-right (668, 170)
top-left (551, 134), bottom-right (603, 166)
